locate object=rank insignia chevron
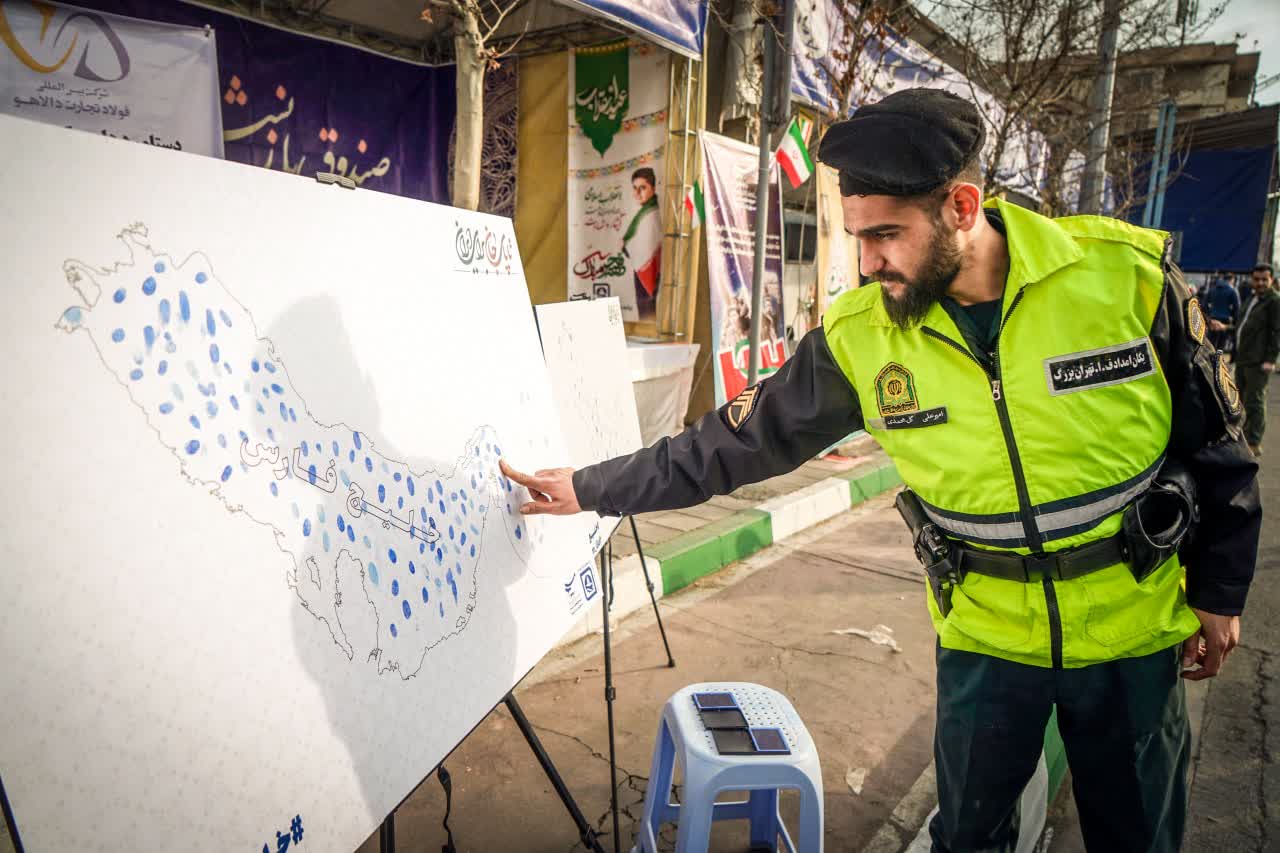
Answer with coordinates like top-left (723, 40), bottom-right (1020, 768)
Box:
top-left (725, 385), bottom-right (761, 431)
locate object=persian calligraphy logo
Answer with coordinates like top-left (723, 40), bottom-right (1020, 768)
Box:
top-left (0, 1), bottom-right (130, 82)
top-left (572, 250), bottom-right (626, 283)
top-left (453, 220), bottom-right (514, 275)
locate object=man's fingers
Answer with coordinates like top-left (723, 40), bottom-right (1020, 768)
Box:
top-left (1183, 639), bottom-right (1227, 680)
top-left (519, 499), bottom-right (554, 515)
top-left (1202, 641), bottom-right (1226, 677)
top-left (1180, 634), bottom-right (1201, 670)
top-left (499, 458), bottom-right (529, 484)
top-left (500, 458), bottom-right (548, 492)
top-left (1183, 665), bottom-right (1214, 681)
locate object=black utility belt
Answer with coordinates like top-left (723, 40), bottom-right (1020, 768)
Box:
top-left (895, 478), bottom-right (1197, 618)
top-left (952, 534), bottom-right (1126, 583)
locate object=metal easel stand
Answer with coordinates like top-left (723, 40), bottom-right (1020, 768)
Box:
top-left (505, 692), bottom-right (609, 853)
top-left (600, 541), bottom-right (623, 853)
top-left (624, 515), bottom-right (676, 669)
top-left (378, 695), bottom-right (607, 853)
top-left (596, 516), bottom-right (679, 852)
top-left (0, 773), bottom-right (24, 853)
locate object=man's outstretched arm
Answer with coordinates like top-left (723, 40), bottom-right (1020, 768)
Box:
top-left (501, 327), bottom-right (864, 517)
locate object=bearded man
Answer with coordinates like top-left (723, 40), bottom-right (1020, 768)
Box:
top-left (500, 89), bottom-right (1260, 852)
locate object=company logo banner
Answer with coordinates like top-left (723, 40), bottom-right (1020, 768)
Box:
top-left (0, 0), bottom-right (222, 156)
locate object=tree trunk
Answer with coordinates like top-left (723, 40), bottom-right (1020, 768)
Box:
top-left (452, 7), bottom-right (484, 211)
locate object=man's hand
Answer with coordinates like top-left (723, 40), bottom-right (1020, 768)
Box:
top-left (1208, 319), bottom-right (1228, 332)
top-left (1180, 608), bottom-right (1241, 681)
top-left (1263, 361), bottom-right (1275, 374)
top-left (499, 460), bottom-right (582, 516)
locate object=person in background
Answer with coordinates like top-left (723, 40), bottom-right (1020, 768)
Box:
top-left (1194, 273), bottom-right (1213, 303)
top-left (1204, 271), bottom-right (1241, 353)
top-left (1234, 263), bottom-right (1280, 455)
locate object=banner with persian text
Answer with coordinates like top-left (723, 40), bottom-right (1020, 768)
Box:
top-left (0, 0), bottom-right (222, 156)
top-left (54, 0), bottom-right (456, 203)
top-left (555, 0), bottom-right (706, 59)
top-left (567, 41), bottom-right (668, 324)
top-left (700, 131), bottom-right (787, 406)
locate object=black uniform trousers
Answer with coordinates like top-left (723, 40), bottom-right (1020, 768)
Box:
top-left (928, 643), bottom-right (1189, 853)
top-left (1235, 363), bottom-right (1270, 447)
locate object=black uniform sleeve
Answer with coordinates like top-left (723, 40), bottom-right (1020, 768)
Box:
top-left (572, 327), bottom-right (864, 517)
top-left (1150, 256), bottom-right (1261, 616)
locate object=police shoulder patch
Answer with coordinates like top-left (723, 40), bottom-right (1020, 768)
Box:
top-left (1215, 355), bottom-right (1243, 417)
top-left (724, 385), bottom-right (760, 431)
top-left (1186, 297), bottom-right (1207, 346)
top-left (874, 362), bottom-right (919, 416)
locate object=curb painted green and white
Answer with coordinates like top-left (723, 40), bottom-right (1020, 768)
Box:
top-left (650, 459), bottom-right (904, 595)
top-left (555, 458), bottom-right (902, 652)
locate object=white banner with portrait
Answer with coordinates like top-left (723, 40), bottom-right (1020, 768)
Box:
top-left (567, 41), bottom-right (669, 325)
top-left (0, 0), bottom-right (222, 156)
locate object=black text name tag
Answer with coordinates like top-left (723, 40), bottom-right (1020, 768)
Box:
top-left (1043, 338), bottom-right (1155, 395)
top-left (870, 406), bottom-right (949, 430)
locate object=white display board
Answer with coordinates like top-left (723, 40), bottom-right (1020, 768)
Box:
top-left (0, 114), bottom-right (596, 853)
top-left (535, 298), bottom-right (645, 540)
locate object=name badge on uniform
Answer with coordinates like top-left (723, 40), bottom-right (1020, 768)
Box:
top-left (868, 406), bottom-right (948, 430)
top-left (1043, 338), bottom-right (1155, 395)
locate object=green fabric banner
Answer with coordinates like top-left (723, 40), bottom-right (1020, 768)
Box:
top-left (574, 42), bottom-right (630, 156)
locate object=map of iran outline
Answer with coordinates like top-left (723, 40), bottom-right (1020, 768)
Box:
top-left (57, 224), bottom-right (535, 680)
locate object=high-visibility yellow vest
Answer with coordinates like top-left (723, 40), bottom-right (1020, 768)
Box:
top-left (823, 198), bottom-right (1201, 668)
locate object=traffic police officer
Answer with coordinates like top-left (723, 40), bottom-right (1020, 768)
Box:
top-left (501, 88), bottom-right (1261, 852)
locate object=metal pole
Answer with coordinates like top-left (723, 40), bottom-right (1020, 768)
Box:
top-left (1141, 103), bottom-right (1170, 227)
top-left (748, 20), bottom-right (776, 386)
top-left (668, 56), bottom-right (695, 338)
top-left (600, 544), bottom-right (621, 853)
top-left (680, 55), bottom-right (705, 342)
top-left (1078, 0), bottom-right (1121, 214)
top-left (504, 694), bottom-right (608, 853)
top-left (629, 515), bottom-right (675, 667)
top-left (0, 774), bottom-right (25, 853)
top-left (1152, 102), bottom-right (1177, 228)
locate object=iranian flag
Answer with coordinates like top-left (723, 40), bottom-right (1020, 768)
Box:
top-left (776, 117), bottom-right (814, 189)
top-left (684, 181), bottom-right (706, 228)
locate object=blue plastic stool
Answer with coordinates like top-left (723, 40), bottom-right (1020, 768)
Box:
top-left (632, 682), bottom-right (823, 853)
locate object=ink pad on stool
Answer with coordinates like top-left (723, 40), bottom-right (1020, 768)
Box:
top-left (749, 727), bottom-right (790, 754)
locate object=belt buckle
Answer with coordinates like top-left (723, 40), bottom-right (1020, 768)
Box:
top-left (1023, 551), bottom-right (1061, 582)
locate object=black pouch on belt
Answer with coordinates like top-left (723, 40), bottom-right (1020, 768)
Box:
top-left (1121, 459), bottom-right (1198, 582)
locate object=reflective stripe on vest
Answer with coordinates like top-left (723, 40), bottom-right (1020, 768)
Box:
top-left (917, 454), bottom-right (1164, 548)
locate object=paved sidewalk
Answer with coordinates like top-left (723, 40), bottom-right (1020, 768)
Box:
top-left (1043, 377), bottom-right (1280, 852)
top-left (354, 493), bottom-right (938, 852)
top-left (1175, 377), bottom-right (1279, 851)
top-left (608, 451), bottom-right (880, 561)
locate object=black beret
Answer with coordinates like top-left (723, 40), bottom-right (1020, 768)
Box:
top-left (817, 88), bottom-right (985, 197)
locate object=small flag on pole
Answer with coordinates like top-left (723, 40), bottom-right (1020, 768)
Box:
top-left (684, 180), bottom-right (706, 229)
top-left (776, 116), bottom-right (815, 189)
